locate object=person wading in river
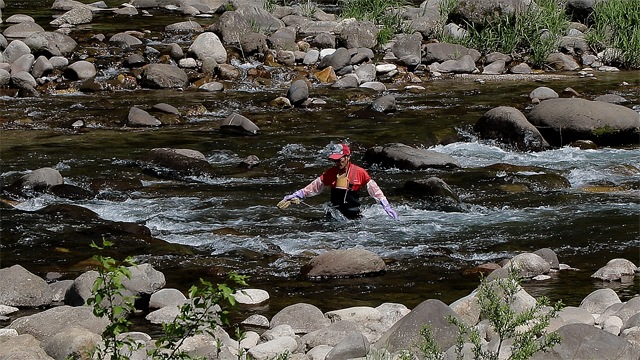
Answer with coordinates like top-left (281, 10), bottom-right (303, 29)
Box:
top-left (277, 143), bottom-right (399, 220)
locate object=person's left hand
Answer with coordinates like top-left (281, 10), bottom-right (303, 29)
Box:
top-left (381, 199), bottom-right (398, 220)
top-left (383, 204), bottom-right (398, 220)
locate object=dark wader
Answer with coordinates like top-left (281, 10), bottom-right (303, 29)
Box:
top-left (330, 187), bottom-right (361, 220)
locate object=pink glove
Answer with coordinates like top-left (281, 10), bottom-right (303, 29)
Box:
top-left (283, 189), bottom-right (305, 201)
top-left (381, 199), bottom-right (398, 220)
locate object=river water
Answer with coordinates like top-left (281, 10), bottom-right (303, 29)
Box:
top-left (1, 1), bottom-right (639, 323)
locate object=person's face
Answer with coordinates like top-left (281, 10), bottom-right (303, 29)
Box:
top-left (333, 155), bottom-right (349, 170)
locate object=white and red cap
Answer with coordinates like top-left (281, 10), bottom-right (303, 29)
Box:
top-left (327, 143), bottom-right (351, 160)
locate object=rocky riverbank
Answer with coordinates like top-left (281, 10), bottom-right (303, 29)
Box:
top-left (1, 250), bottom-right (639, 359)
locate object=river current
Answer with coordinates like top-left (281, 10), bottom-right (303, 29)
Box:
top-left (1, 1), bottom-right (639, 322)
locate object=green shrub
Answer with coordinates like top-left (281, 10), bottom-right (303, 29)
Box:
top-left (87, 239), bottom-right (248, 360)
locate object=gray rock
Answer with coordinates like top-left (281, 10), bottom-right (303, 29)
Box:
top-left (11, 70), bottom-right (37, 89)
top-left (531, 323), bottom-right (640, 360)
top-left (486, 51), bottom-right (512, 63)
top-left (530, 86), bottom-right (559, 100)
top-left (50, 6), bottom-right (93, 26)
top-left (391, 33), bottom-right (422, 60)
top-left (64, 60), bottom-right (96, 80)
top-left (319, 47), bottom-right (350, 71)
top-left (149, 288), bottom-right (186, 309)
top-left (533, 248), bottom-right (560, 269)
top-left (219, 112), bottom-right (260, 135)
top-left (247, 336), bottom-right (298, 360)
top-left (527, 98), bottom-right (640, 146)
top-left (122, 263), bottom-right (166, 295)
top-left (236, 5), bottom-right (284, 33)
top-left (164, 20), bottom-right (204, 33)
top-left (127, 106), bottom-right (162, 127)
top-left (335, 18), bottom-right (378, 49)
top-left (11, 167), bottom-right (63, 190)
top-left (0, 334), bottom-right (54, 360)
top-left (369, 94), bottom-right (396, 113)
top-left (594, 93), bottom-right (628, 104)
top-left (3, 21), bottom-right (45, 38)
top-left (0, 68), bottom-right (9, 86)
top-left (557, 306), bottom-right (596, 326)
top-left (505, 253), bottom-right (551, 277)
top-left (232, 289), bottom-right (269, 305)
top-left (374, 299), bottom-right (460, 353)
top-left (0, 265), bottom-right (53, 307)
top-left (8, 305), bottom-right (109, 342)
top-left (546, 52), bottom-right (580, 71)
top-left (311, 32), bottom-right (335, 48)
top-left (301, 248), bottom-right (386, 278)
top-left (109, 32), bottom-right (143, 47)
top-left (199, 81), bottom-right (225, 92)
top-left (41, 325), bottom-right (102, 360)
top-left (474, 106), bottom-right (549, 151)
top-left (434, 54), bottom-right (477, 73)
top-left (270, 303), bottom-right (330, 334)
top-left (303, 49), bottom-right (320, 65)
top-left (454, 0), bottom-right (533, 24)
top-left (287, 79), bottom-right (309, 106)
top-left (580, 288), bottom-right (623, 315)
top-left (483, 60), bottom-right (506, 74)
top-left (301, 320), bottom-right (361, 349)
top-left (364, 143), bottom-right (460, 170)
top-left (423, 43), bottom-right (481, 63)
top-left (211, 10), bottom-right (250, 44)
top-left (49, 280), bottom-right (74, 302)
top-left (5, 14), bottom-right (35, 23)
top-left (510, 62), bottom-right (532, 74)
top-left (3, 39), bottom-right (31, 64)
top-left (359, 81), bottom-right (386, 92)
top-left (32, 55), bottom-right (54, 78)
top-left (325, 331), bottom-right (370, 360)
top-left (240, 31), bottom-right (268, 55)
top-left (614, 297), bottom-right (640, 324)
top-left (141, 63), bottom-right (189, 89)
top-left (331, 74), bottom-right (359, 89)
top-left (267, 27), bottom-right (297, 51)
top-left (24, 31), bottom-right (77, 56)
top-left (189, 32), bottom-right (227, 63)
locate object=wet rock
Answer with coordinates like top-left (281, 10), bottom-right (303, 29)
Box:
top-left (529, 86), bottom-right (559, 100)
top-left (595, 93), bottom-right (628, 104)
top-left (32, 56), bottom-right (54, 78)
top-left (199, 81), bottom-right (225, 92)
top-left (475, 106), bottom-right (550, 151)
top-left (0, 265), bottom-right (54, 307)
top-left (286, 79), bottom-right (308, 106)
top-left (546, 52), bottom-right (580, 71)
top-left (165, 20), bottom-right (204, 33)
top-left (331, 74), bottom-right (358, 89)
top-left (127, 106), bottom-right (161, 127)
top-left (591, 258), bottom-right (638, 281)
top-left (301, 248), bottom-right (386, 278)
top-left (140, 63), bottom-right (189, 89)
top-left (219, 112), bottom-right (260, 135)
top-left (8, 167), bottom-right (63, 194)
top-left (144, 147), bottom-right (212, 179)
top-left (64, 60), bottom-right (96, 80)
top-left (364, 143), bottom-right (460, 170)
top-left (401, 176), bottom-right (463, 212)
top-left (369, 94), bottom-right (396, 113)
top-left (533, 248), bottom-right (560, 269)
top-left (527, 98), bottom-right (640, 146)
top-left (49, 183), bottom-right (95, 200)
top-left (319, 47), bottom-right (351, 71)
top-left (504, 252), bottom-right (551, 278)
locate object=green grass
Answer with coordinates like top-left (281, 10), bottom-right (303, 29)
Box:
top-left (339, 0), bottom-right (412, 45)
top-left (440, 0), bottom-right (569, 68)
top-left (585, 0), bottom-right (640, 68)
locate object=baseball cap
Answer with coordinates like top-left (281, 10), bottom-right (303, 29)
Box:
top-left (327, 143), bottom-right (351, 160)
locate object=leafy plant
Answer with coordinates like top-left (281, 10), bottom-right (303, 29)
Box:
top-left (414, 268), bottom-right (562, 360)
top-left (149, 274), bottom-right (248, 359)
top-left (340, 0), bottom-right (412, 45)
top-left (87, 239), bottom-right (139, 360)
top-left (585, 0), bottom-right (640, 68)
top-left (87, 238), bottom-right (249, 360)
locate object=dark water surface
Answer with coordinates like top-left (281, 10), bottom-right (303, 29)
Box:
top-left (1, 1), bottom-right (639, 328)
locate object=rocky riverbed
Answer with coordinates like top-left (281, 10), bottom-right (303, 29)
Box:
top-left (1, 250), bottom-right (639, 359)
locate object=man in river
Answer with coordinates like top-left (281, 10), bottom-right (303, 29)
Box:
top-left (277, 143), bottom-right (399, 220)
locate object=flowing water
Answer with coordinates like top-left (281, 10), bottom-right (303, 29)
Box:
top-left (1, 2), bottom-right (639, 326)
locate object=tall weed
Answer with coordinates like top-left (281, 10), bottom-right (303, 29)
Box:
top-left (585, 0), bottom-right (640, 68)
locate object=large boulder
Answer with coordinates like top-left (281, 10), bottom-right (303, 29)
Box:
top-left (0, 265), bottom-right (53, 307)
top-left (189, 32), bottom-right (227, 63)
top-left (531, 323), bottom-right (640, 359)
top-left (8, 305), bottom-right (109, 342)
top-left (475, 106), bottom-right (550, 151)
top-left (269, 303), bottom-right (330, 334)
top-left (0, 334), bottom-right (54, 360)
top-left (374, 299), bottom-right (460, 353)
top-left (591, 258), bottom-right (638, 281)
top-left (423, 43), bottom-right (481, 63)
top-left (219, 112), bottom-right (260, 135)
top-left (24, 31), bottom-right (77, 56)
top-left (400, 176), bottom-right (464, 212)
top-left (363, 143), bottom-right (460, 170)
top-left (335, 18), bottom-right (378, 49)
top-left (143, 147), bottom-right (213, 179)
top-left (527, 98), bottom-right (640, 146)
top-left (301, 248), bottom-right (387, 278)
